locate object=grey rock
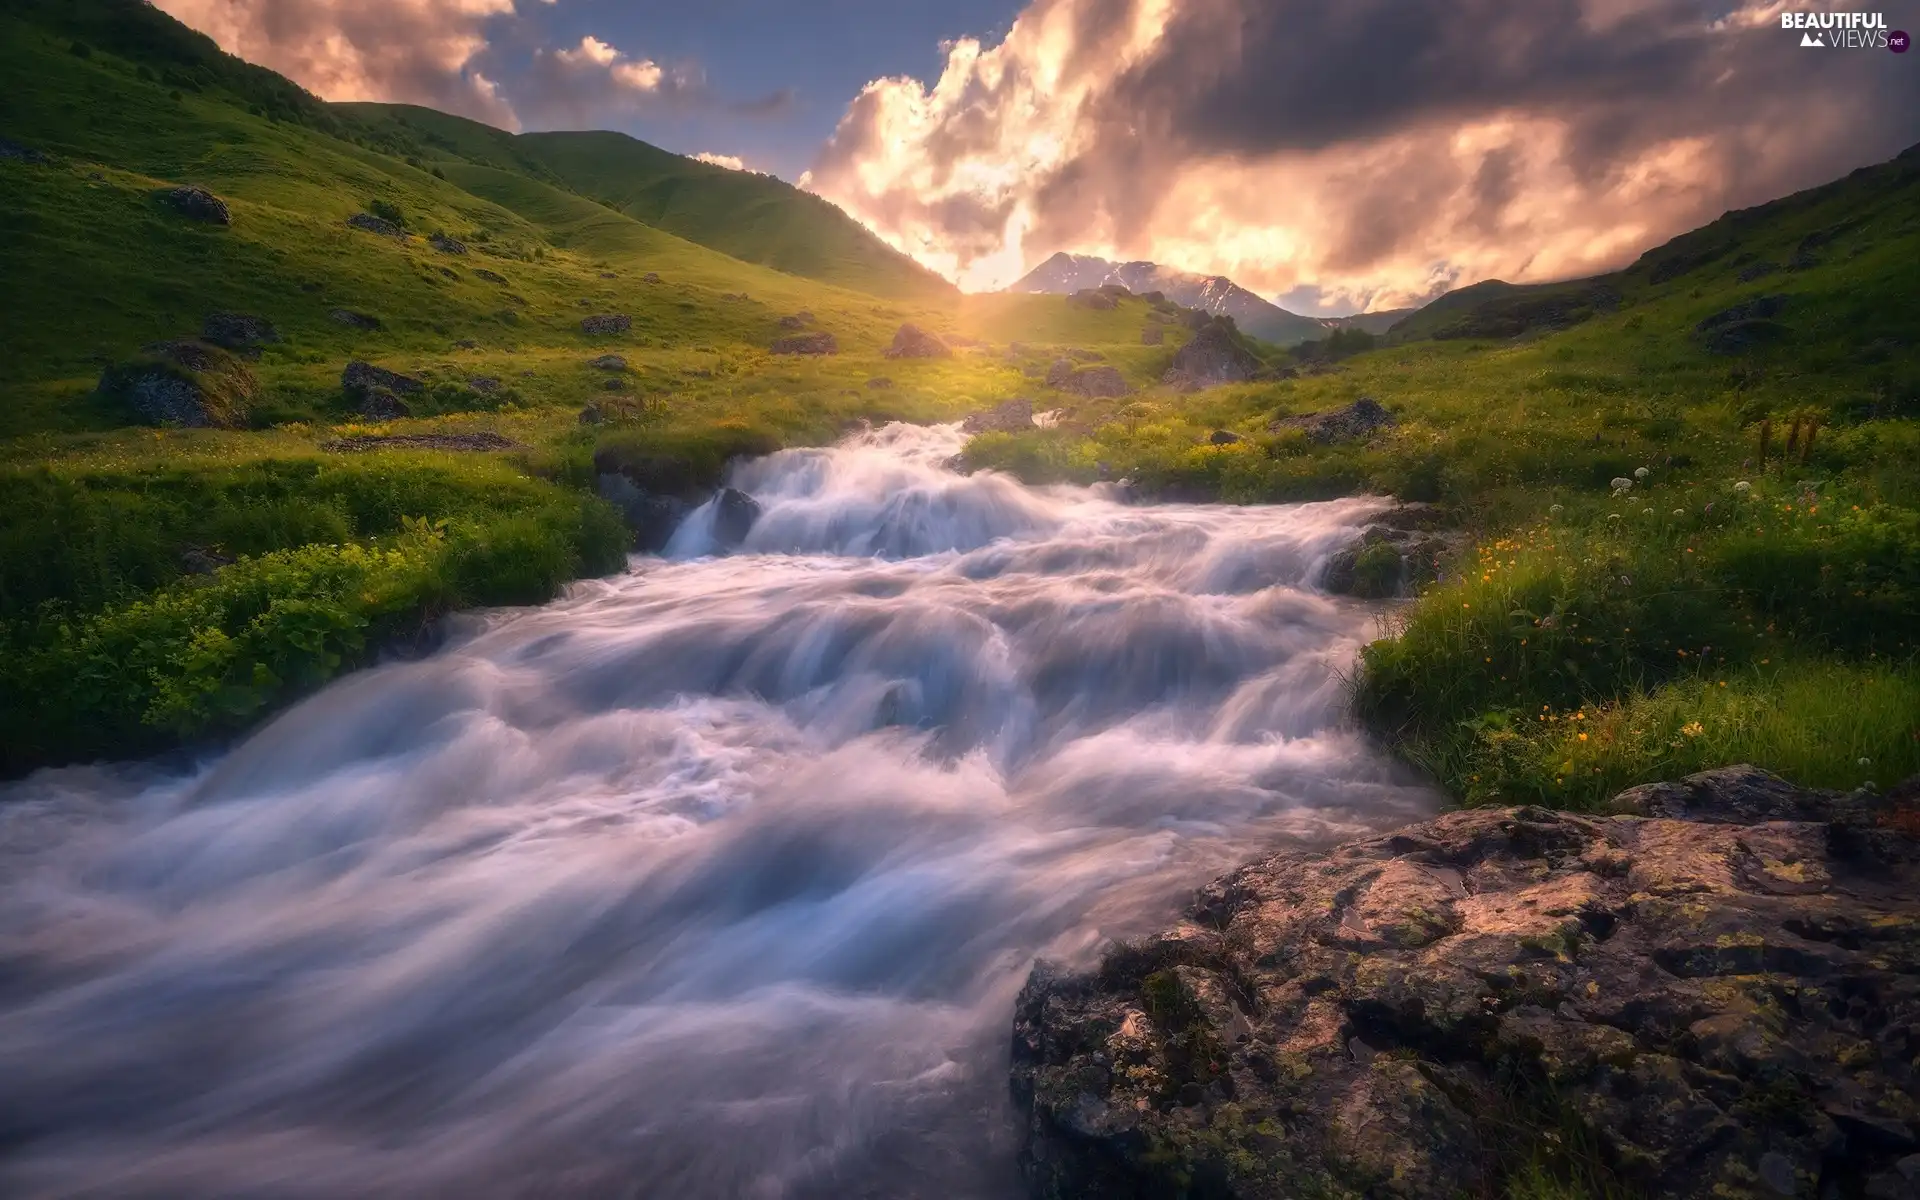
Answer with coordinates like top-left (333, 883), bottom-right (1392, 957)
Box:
top-left (1045, 359), bottom-right (1075, 387)
top-left (157, 185), bottom-right (230, 225)
top-left (777, 315), bottom-right (808, 330)
top-left (357, 388), bottom-right (410, 420)
top-left (429, 232), bottom-right (468, 255)
top-left (961, 398), bottom-right (1035, 434)
top-left (642, 272), bottom-right (661, 283)
top-left (770, 331), bottom-right (838, 355)
top-left (201, 312), bottom-right (278, 349)
top-left (0, 136), bottom-right (49, 164)
top-left (96, 339), bottom-right (257, 429)
top-left (1272, 396), bottom-right (1397, 443)
top-left (581, 314), bottom-right (632, 336)
top-left (341, 361), bottom-right (424, 397)
top-left (467, 376), bottom-right (500, 394)
top-left (346, 212), bottom-right (402, 237)
top-left (1208, 429), bottom-right (1243, 446)
top-left (329, 309), bottom-right (382, 331)
top-left (1163, 319), bottom-right (1260, 387)
top-left (1737, 260), bottom-right (1780, 283)
top-left (1014, 766), bottom-right (1920, 1200)
top-left (884, 323), bottom-right (951, 359)
top-left (588, 354), bottom-right (628, 372)
top-left (473, 268), bottom-right (508, 285)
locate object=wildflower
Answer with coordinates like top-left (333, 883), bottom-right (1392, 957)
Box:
top-left (1607, 512), bottom-right (1622, 523)
top-left (1672, 509), bottom-right (1685, 517)
top-left (1578, 732), bottom-right (1588, 741)
top-left (1634, 466), bottom-right (1650, 479)
top-left (1643, 508), bottom-right (1654, 517)
top-left (1859, 757), bottom-right (1872, 767)
top-left (1611, 477), bottom-right (1633, 493)
top-left (1681, 721), bottom-right (1704, 737)
top-left (1733, 481), bottom-right (1751, 494)
top-left (1619, 575), bottom-right (1631, 586)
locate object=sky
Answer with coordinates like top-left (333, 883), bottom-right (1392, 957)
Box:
top-left (154, 0), bottom-right (1920, 314)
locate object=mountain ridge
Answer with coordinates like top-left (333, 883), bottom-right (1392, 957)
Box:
top-left (1007, 252), bottom-right (1413, 345)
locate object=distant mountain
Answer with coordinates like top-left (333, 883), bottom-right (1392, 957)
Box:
top-left (1008, 253), bottom-right (1407, 346)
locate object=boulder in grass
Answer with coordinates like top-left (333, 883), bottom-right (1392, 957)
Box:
top-left (357, 388), bottom-right (411, 420)
top-left (581, 314), bottom-right (633, 336)
top-left (883, 323), bottom-right (951, 359)
top-left (961, 398), bottom-right (1035, 434)
top-left (473, 268), bottom-right (508, 285)
top-left (201, 312), bottom-right (279, 350)
top-left (770, 331), bottom-right (838, 356)
top-left (330, 309), bottom-right (382, 331)
top-left (341, 361), bottom-right (424, 399)
top-left (1059, 365), bottom-right (1128, 398)
top-left (1162, 319), bottom-right (1260, 387)
top-left (157, 185), bottom-right (230, 225)
top-left (429, 232), bottom-right (468, 255)
top-left (97, 340), bottom-right (256, 429)
top-left (1272, 395), bottom-right (1397, 443)
top-left (588, 354), bottom-right (628, 372)
top-left (346, 212), bottom-right (403, 237)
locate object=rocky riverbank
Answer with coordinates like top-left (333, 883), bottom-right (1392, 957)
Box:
top-left (1012, 766), bottom-right (1920, 1199)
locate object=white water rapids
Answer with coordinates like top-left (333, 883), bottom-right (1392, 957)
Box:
top-left (0, 423), bottom-right (1439, 1198)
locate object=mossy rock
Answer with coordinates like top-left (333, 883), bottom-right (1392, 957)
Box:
top-left (96, 339), bottom-right (256, 429)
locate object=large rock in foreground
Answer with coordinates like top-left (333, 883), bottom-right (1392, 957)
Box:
top-left (1163, 319), bottom-right (1260, 388)
top-left (885, 323), bottom-right (952, 358)
top-left (1013, 766), bottom-right (1920, 1200)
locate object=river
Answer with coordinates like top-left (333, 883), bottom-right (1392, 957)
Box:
top-left (0, 422), bottom-right (1438, 1198)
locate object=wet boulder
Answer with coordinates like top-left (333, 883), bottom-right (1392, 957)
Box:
top-left (884, 323), bottom-right (952, 359)
top-left (711, 487), bottom-right (762, 549)
top-left (581, 314), bottom-right (633, 336)
top-left (1272, 395), bottom-right (1397, 444)
top-left (770, 331), bottom-right (838, 355)
top-left (961, 398), bottom-right (1035, 435)
top-left (157, 185), bottom-right (230, 225)
top-left (1014, 766), bottom-right (1920, 1200)
top-left (96, 339), bottom-right (257, 429)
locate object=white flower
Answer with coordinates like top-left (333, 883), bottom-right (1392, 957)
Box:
top-left (1619, 575), bottom-right (1632, 586)
top-left (1733, 481), bottom-right (1752, 494)
top-left (1610, 477), bottom-right (1633, 492)
top-left (1549, 504), bottom-right (1564, 516)
top-left (1673, 509), bottom-right (1686, 517)
top-left (1643, 508), bottom-right (1655, 517)
top-left (1607, 512), bottom-right (1622, 522)
top-left (1859, 757), bottom-right (1872, 767)
top-left (1634, 466), bottom-right (1650, 479)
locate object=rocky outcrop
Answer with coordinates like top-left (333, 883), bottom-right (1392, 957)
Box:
top-left (1323, 515), bottom-right (1461, 598)
top-left (771, 331), bottom-right (838, 355)
top-left (1013, 766), bottom-right (1920, 1200)
top-left (356, 389), bottom-right (411, 419)
top-left (961, 398), bottom-right (1036, 434)
top-left (428, 232), bottom-right (468, 255)
top-left (1163, 320), bottom-right (1260, 388)
top-left (95, 340), bottom-right (257, 429)
top-left (329, 309), bottom-right (382, 330)
top-left (157, 186), bottom-right (230, 225)
top-left (1272, 396), bottom-right (1397, 444)
top-left (201, 312), bottom-right (278, 350)
top-left (885, 323), bottom-right (952, 359)
top-left (346, 212), bottom-right (403, 237)
top-left (341, 361), bottom-right (424, 401)
top-left (1695, 295), bottom-right (1791, 355)
top-left (581, 314), bottom-right (632, 336)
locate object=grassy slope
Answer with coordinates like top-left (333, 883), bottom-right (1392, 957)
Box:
top-left (335, 103), bottom-right (956, 302)
top-left (966, 146), bottom-right (1920, 802)
top-left (0, 5), bottom-right (1163, 775)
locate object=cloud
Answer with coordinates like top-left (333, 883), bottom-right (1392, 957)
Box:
top-left (804, 0), bottom-right (1920, 307)
top-left (693, 152), bottom-right (748, 170)
top-left (153, 0), bottom-right (527, 129)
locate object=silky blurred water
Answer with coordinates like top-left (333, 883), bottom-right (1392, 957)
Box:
top-left (0, 423), bottom-right (1438, 1198)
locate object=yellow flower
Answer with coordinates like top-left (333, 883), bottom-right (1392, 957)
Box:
top-left (1578, 733), bottom-right (1588, 741)
top-left (1681, 721), bottom-right (1704, 738)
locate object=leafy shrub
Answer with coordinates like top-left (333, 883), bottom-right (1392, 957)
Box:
top-left (367, 198), bottom-right (405, 228)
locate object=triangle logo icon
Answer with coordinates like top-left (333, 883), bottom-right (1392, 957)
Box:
top-left (1800, 30), bottom-right (1824, 46)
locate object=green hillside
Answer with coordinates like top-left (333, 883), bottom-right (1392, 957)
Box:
top-left (335, 104), bottom-right (955, 301)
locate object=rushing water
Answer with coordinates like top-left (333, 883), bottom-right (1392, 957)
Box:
top-left (0, 423), bottom-right (1438, 1198)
